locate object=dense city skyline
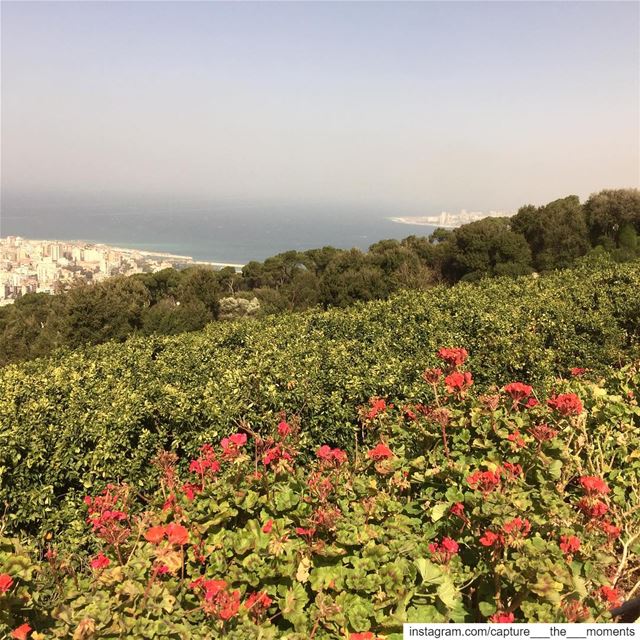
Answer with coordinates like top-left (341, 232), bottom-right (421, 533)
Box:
top-left (2, 1), bottom-right (638, 216)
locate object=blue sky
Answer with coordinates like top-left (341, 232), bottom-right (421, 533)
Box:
top-left (2, 1), bottom-right (638, 214)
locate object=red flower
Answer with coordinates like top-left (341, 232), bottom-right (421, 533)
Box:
top-left (479, 530), bottom-right (503, 547)
top-left (548, 393), bottom-right (583, 416)
top-left (422, 367), bottom-right (443, 384)
top-left (450, 503), bottom-right (465, 518)
top-left (489, 612), bottom-right (514, 623)
top-left (90, 552), bottom-right (110, 570)
top-left (144, 525), bottom-right (166, 544)
top-left (245, 590), bottom-right (273, 619)
top-left (0, 573), bottom-right (13, 593)
top-left (599, 586), bottom-right (622, 607)
top-left (437, 347), bottom-right (468, 368)
top-left (444, 371), bottom-right (473, 394)
top-left (502, 517), bottom-right (531, 540)
top-left (203, 579), bottom-right (228, 601)
top-left (262, 519), bottom-right (273, 534)
top-left (220, 433), bottom-right (247, 458)
top-left (502, 462), bottom-right (523, 479)
top-left (218, 589), bottom-right (241, 620)
top-left (295, 527), bottom-right (316, 538)
top-left (467, 469), bottom-right (501, 493)
top-left (166, 522), bottom-right (189, 546)
top-left (316, 445), bottom-right (348, 466)
top-left (366, 397), bottom-right (392, 420)
top-left (181, 482), bottom-right (202, 501)
top-left (262, 445), bottom-right (293, 467)
top-left (599, 521), bottom-right (621, 539)
top-left (367, 443), bottom-right (394, 460)
top-left (351, 633), bottom-right (382, 640)
top-left (578, 498), bottom-right (609, 518)
top-left (10, 624), bottom-right (32, 640)
top-left (504, 382), bottom-right (533, 403)
top-left (570, 367), bottom-right (586, 377)
top-left (189, 445), bottom-right (221, 477)
top-left (277, 420), bottom-right (292, 437)
top-left (507, 430), bottom-right (526, 448)
top-left (429, 537), bottom-right (459, 563)
top-left (559, 535), bottom-right (581, 555)
top-left (579, 476), bottom-right (610, 495)
top-left (441, 537), bottom-right (459, 554)
top-left (525, 397), bottom-right (539, 409)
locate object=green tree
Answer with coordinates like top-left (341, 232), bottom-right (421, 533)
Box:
top-left (443, 217), bottom-right (532, 281)
top-left (584, 188), bottom-right (640, 246)
top-left (319, 249), bottom-right (390, 308)
top-left (511, 195), bottom-right (590, 271)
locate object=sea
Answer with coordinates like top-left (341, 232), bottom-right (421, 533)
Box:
top-left (0, 194), bottom-right (436, 264)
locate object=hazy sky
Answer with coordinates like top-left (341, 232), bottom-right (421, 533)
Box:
top-left (2, 1), bottom-right (639, 214)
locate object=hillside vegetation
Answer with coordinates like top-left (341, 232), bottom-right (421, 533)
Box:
top-left (1, 256), bottom-right (639, 541)
top-left (1, 188), bottom-right (639, 367)
top-left (1, 349), bottom-right (639, 636)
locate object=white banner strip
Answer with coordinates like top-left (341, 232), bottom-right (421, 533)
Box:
top-left (403, 624), bottom-right (638, 639)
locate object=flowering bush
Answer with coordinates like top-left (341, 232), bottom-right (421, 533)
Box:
top-left (1, 350), bottom-right (639, 638)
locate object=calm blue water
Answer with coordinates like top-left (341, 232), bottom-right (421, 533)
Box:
top-left (1, 194), bottom-right (436, 264)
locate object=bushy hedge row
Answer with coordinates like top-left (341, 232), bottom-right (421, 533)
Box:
top-left (1, 352), bottom-right (639, 637)
top-left (1, 259), bottom-right (639, 540)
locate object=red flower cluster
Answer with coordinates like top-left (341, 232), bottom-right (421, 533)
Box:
top-left (316, 445), bottom-right (348, 466)
top-left (529, 423), bottom-right (558, 442)
top-left (295, 527), bottom-right (316, 540)
top-left (277, 420), bottom-right (292, 437)
top-left (245, 590), bottom-right (273, 620)
top-left (428, 537), bottom-right (459, 563)
top-left (367, 443), bottom-right (394, 461)
top-left (191, 578), bottom-right (241, 620)
top-left (559, 535), bottom-right (581, 555)
top-left (504, 382), bottom-right (533, 403)
top-left (350, 633), bottom-right (384, 640)
top-left (189, 443), bottom-right (221, 478)
top-left (503, 517), bottom-right (531, 541)
top-left (570, 367), bottom-right (586, 377)
top-left (144, 522), bottom-right (189, 546)
top-left (0, 573), bottom-right (14, 593)
top-left (467, 469), bottom-right (501, 494)
top-left (479, 530), bottom-right (504, 548)
top-left (84, 485), bottom-right (130, 546)
top-left (502, 462), bottom-right (523, 479)
top-left (489, 612), bottom-right (515, 623)
top-left (578, 498), bottom-right (608, 518)
top-left (579, 476), bottom-right (610, 495)
top-left (365, 397), bottom-right (392, 421)
top-left (599, 521), bottom-right (621, 539)
top-left (262, 445), bottom-right (293, 467)
top-left (220, 433), bottom-right (247, 459)
top-left (437, 347), bottom-right (468, 368)
top-left (507, 430), bottom-right (526, 448)
top-left (445, 371), bottom-right (473, 395)
top-left (599, 586), bottom-right (622, 607)
top-left (90, 552), bottom-right (110, 570)
top-left (548, 393), bottom-right (583, 416)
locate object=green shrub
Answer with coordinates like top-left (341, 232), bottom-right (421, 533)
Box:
top-left (0, 260), bottom-right (639, 540)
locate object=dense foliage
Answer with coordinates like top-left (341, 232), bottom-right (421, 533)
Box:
top-left (1, 258), bottom-right (639, 542)
top-left (1, 350), bottom-right (639, 637)
top-left (1, 188), bottom-right (638, 366)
